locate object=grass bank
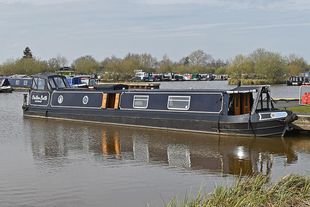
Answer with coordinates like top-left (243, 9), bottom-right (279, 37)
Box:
top-left (166, 175), bottom-right (310, 207)
top-left (287, 105), bottom-right (310, 114)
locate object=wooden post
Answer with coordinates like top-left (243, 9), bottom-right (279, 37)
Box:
top-left (114, 93), bottom-right (120, 109)
top-left (101, 93), bottom-right (107, 109)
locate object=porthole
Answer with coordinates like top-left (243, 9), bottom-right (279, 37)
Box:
top-left (82, 95), bottom-right (89, 105)
top-left (58, 95), bottom-right (64, 104)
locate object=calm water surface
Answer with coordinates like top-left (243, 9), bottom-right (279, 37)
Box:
top-left (0, 84), bottom-right (309, 207)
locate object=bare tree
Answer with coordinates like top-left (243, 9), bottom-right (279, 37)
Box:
top-left (48, 56), bottom-right (68, 71)
top-left (187, 49), bottom-right (213, 66)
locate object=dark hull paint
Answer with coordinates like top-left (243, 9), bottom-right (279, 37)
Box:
top-left (0, 88), bottom-right (13, 93)
top-left (24, 106), bottom-right (288, 137)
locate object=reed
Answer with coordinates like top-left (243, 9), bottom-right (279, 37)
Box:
top-left (228, 78), bottom-right (286, 85)
top-left (166, 174), bottom-right (310, 207)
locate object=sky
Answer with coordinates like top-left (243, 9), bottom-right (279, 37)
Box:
top-left (1, 0), bottom-right (310, 64)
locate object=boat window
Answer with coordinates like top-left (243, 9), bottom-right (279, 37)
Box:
top-left (53, 77), bottom-right (67, 88)
top-left (167, 96), bottom-right (191, 110)
top-left (23, 80), bottom-right (28, 86)
top-left (37, 78), bottom-right (46, 90)
top-left (257, 92), bottom-right (272, 111)
top-left (32, 78), bottom-right (38, 89)
top-left (48, 78), bottom-right (56, 89)
top-left (133, 95), bottom-right (149, 109)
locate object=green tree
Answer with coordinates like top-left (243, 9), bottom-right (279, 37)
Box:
top-left (102, 56), bottom-right (138, 81)
top-left (72, 55), bottom-right (99, 74)
top-left (250, 49), bottom-right (287, 83)
top-left (0, 58), bottom-right (50, 75)
top-left (228, 55), bottom-right (254, 78)
top-left (286, 54), bottom-right (307, 76)
top-left (214, 66), bottom-right (227, 75)
top-left (124, 53), bottom-right (157, 72)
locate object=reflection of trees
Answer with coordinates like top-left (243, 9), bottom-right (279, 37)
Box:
top-left (28, 118), bottom-right (304, 176)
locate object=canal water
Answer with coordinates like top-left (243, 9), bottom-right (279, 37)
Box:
top-left (0, 83), bottom-right (309, 207)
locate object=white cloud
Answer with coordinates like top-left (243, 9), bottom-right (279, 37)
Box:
top-left (236, 22), bottom-right (310, 30)
top-left (135, 0), bottom-right (310, 11)
top-left (135, 0), bottom-right (206, 4)
top-left (230, 22), bottom-right (310, 34)
top-left (0, 0), bottom-right (84, 5)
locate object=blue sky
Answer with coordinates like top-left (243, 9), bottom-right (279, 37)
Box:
top-left (1, 0), bottom-right (310, 64)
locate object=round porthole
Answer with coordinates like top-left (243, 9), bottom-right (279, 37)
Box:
top-left (82, 95), bottom-right (89, 105)
top-left (58, 95), bottom-right (64, 104)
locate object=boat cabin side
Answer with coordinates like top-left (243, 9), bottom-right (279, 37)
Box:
top-left (119, 86), bottom-right (277, 116)
top-left (119, 90), bottom-right (224, 114)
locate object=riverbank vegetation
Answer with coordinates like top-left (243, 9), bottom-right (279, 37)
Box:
top-left (166, 174), bottom-right (310, 207)
top-left (0, 47), bottom-right (309, 83)
top-left (287, 105), bottom-right (310, 114)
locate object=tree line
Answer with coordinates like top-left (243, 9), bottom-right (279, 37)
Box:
top-left (0, 47), bottom-right (309, 83)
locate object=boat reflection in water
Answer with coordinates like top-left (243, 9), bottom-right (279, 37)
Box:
top-left (28, 118), bottom-right (303, 176)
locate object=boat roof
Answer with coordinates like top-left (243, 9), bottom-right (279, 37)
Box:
top-left (32, 73), bottom-right (66, 79)
top-left (29, 73), bottom-right (270, 93)
top-left (226, 86), bottom-right (269, 94)
top-left (94, 84), bottom-right (129, 90)
top-left (127, 89), bottom-right (228, 93)
top-left (126, 85), bottom-right (270, 94)
top-left (8, 74), bottom-right (31, 78)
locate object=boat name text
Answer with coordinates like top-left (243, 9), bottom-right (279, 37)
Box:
top-left (32, 95), bottom-right (48, 103)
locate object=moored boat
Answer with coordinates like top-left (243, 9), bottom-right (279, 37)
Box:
top-left (8, 75), bottom-right (32, 90)
top-left (0, 78), bottom-right (13, 93)
top-left (66, 76), bottom-right (88, 88)
top-left (22, 73), bottom-right (298, 137)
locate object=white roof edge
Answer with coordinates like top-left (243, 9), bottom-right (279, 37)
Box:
top-left (226, 89), bottom-right (257, 94)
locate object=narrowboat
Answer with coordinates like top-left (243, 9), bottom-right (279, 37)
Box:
top-left (66, 76), bottom-right (88, 88)
top-left (0, 78), bottom-right (13, 93)
top-left (287, 76), bottom-right (304, 86)
top-left (75, 75), bottom-right (98, 88)
top-left (8, 75), bottom-right (33, 89)
top-left (22, 73), bottom-right (298, 137)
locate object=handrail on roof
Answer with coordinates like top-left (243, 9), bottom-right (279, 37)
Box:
top-left (226, 85), bottom-right (270, 94)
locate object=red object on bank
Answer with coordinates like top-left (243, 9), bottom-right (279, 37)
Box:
top-left (301, 92), bottom-right (310, 104)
